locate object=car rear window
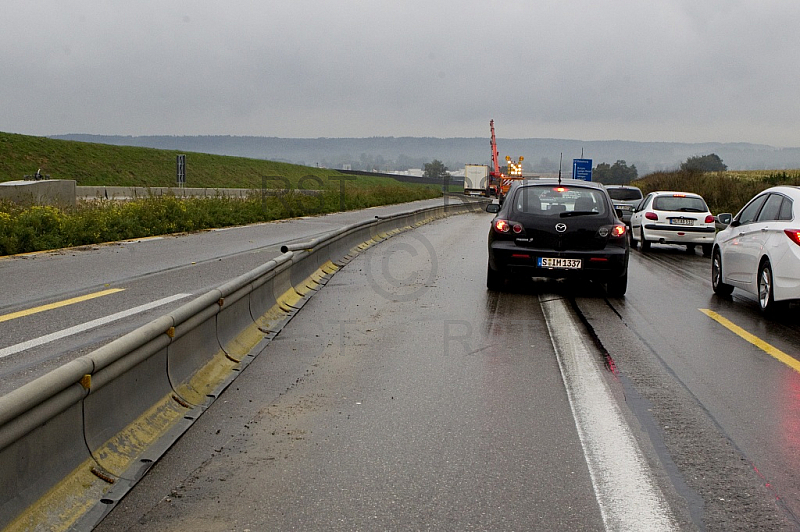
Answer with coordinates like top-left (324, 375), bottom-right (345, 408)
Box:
top-left (513, 185), bottom-right (608, 216)
top-left (607, 188), bottom-right (642, 201)
top-left (652, 195), bottom-right (708, 212)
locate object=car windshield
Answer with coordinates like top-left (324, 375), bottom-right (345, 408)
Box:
top-left (513, 185), bottom-right (607, 216)
top-left (653, 195), bottom-right (708, 212)
top-left (607, 188), bottom-right (642, 201)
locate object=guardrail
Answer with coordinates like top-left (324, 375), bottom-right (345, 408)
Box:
top-left (0, 197), bottom-right (487, 531)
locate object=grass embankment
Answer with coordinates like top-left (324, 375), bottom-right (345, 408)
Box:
top-left (0, 132), bottom-right (441, 256)
top-left (632, 169), bottom-right (800, 215)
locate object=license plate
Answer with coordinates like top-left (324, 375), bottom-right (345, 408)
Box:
top-left (669, 218), bottom-right (694, 226)
top-left (538, 257), bottom-right (582, 269)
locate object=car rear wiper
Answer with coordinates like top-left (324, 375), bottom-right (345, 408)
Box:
top-left (561, 211), bottom-right (595, 217)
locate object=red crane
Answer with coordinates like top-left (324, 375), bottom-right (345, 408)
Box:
top-left (488, 119), bottom-right (502, 196)
top-left (488, 119), bottom-right (524, 201)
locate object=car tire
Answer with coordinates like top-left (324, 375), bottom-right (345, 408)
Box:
top-left (712, 249), bottom-right (734, 296)
top-left (606, 272), bottom-right (628, 297)
top-left (702, 244), bottom-right (712, 257)
top-left (639, 227), bottom-right (651, 251)
top-left (687, 244), bottom-right (696, 254)
top-left (487, 264), bottom-right (504, 291)
top-left (758, 260), bottom-right (783, 314)
top-left (629, 229), bottom-right (638, 250)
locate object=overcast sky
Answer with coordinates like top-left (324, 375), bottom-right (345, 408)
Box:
top-left (2, 1), bottom-right (799, 146)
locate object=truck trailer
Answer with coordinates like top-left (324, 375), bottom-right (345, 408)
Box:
top-left (463, 164), bottom-right (490, 196)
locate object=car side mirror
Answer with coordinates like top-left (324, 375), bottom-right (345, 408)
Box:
top-left (716, 213), bottom-right (732, 226)
top-left (615, 208), bottom-right (624, 220)
top-left (486, 203), bottom-right (500, 213)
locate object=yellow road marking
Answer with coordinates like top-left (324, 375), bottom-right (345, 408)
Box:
top-left (0, 288), bottom-right (125, 324)
top-left (699, 309), bottom-right (800, 374)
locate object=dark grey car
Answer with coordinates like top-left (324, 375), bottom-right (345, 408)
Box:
top-left (486, 179), bottom-right (630, 296)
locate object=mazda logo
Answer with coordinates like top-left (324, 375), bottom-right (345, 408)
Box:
top-left (555, 223), bottom-right (567, 233)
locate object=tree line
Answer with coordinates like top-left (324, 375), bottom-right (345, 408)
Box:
top-left (419, 153), bottom-right (728, 184)
top-left (592, 153), bottom-right (727, 184)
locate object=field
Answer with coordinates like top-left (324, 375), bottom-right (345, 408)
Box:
top-left (0, 132), bottom-right (442, 255)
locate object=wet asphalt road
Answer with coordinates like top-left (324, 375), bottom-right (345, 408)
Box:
top-left (590, 242), bottom-right (800, 528)
top-left (0, 199), bottom-right (447, 395)
top-left (90, 211), bottom-right (799, 531)
top-left (94, 213), bottom-right (610, 531)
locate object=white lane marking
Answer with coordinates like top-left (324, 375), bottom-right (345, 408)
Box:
top-left (0, 294), bottom-right (191, 359)
top-left (539, 294), bottom-right (678, 531)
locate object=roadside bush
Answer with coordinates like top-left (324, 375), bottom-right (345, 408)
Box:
top-left (0, 185), bottom-right (440, 256)
top-left (632, 170), bottom-right (800, 215)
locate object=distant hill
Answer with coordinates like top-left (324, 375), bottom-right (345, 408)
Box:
top-left (50, 134), bottom-right (800, 174)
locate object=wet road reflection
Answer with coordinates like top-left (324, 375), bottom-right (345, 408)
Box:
top-left (608, 243), bottom-right (800, 525)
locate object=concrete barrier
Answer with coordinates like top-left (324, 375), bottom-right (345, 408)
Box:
top-left (0, 180), bottom-right (77, 207)
top-left (0, 197), bottom-right (488, 531)
top-left (75, 186), bottom-right (323, 201)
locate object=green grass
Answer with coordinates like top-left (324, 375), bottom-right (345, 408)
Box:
top-left (0, 131), bottom-right (427, 190)
top-left (0, 132), bottom-right (443, 255)
top-left (631, 169), bottom-right (800, 215)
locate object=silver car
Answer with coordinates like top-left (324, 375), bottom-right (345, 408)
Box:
top-left (712, 185), bottom-right (800, 314)
top-left (606, 185), bottom-right (643, 225)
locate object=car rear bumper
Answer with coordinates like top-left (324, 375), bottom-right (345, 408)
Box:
top-left (488, 242), bottom-right (628, 280)
top-left (774, 245), bottom-right (800, 302)
top-left (642, 224), bottom-right (715, 245)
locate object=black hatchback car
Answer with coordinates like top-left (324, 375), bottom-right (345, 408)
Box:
top-left (486, 179), bottom-right (629, 295)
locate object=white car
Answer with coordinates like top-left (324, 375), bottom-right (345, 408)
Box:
top-left (711, 185), bottom-right (800, 313)
top-left (630, 191), bottom-right (716, 255)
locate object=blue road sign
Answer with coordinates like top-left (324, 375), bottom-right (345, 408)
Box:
top-left (573, 158), bottom-right (592, 181)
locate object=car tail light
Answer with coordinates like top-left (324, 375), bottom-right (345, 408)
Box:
top-left (599, 224), bottom-right (626, 240)
top-left (705, 215), bottom-right (715, 224)
top-left (494, 219), bottom-right (510, 233)
top-left (785, 229), bottom-right (800, 246)
top-left (645, 211), bottom-right (658, 221)
top-left (494, 219), bottom-right (525, 235)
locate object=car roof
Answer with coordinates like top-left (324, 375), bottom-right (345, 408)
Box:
top-left (606, 185), bottom-right (640, 189)
top-left (649, 190), bottom-right (705, 198)
top-left (764, 185), bottom-right (800, 197)
top-left (511, 178), bottom-right (608, 191)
